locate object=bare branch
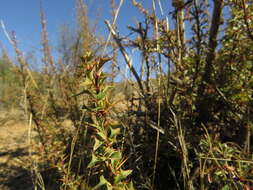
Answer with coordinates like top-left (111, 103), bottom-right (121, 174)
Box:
top-left (202, 0), bottom-right (224, 84)
top-left (40, 5), bottom-right (55, 72)
top-left (105, 20), bottom-right (144, 95)
top-left (103, 0), bottom-right (124, 56)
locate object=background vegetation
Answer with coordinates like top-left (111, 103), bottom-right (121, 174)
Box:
top-left (1, 0), bottom-right (253, 189)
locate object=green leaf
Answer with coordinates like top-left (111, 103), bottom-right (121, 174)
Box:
top-left (95, 86), bottom-right (113, 100)
top-left (95, 91), bottom-right (107, 101)
top-left (109, 127), bottom-right (121, 139)
top-left (120, 169), bottom-right (132, 177)
top-left (81, 51), bottom-right (94, 62)
top-left (97, 131), bottom-right (107, 141)
top-left (88, 123), bottom-right (102, 130)
top-left (110, 151), bottom-right (122, 160)
top-left (126, 181), bottom-right (135, 190)
top-left (81, 78), bottom-right (93, 87)
top-left (104, 147), bottom-right (115, 157)
top-left (93, 138), bottom-right (103, 151)
top-left (88, 69), bottom-right (94, 80)
top-left (114, 169), bottom-right (132, 184)
top-left (92, 175), bottom-right (111, 190)
top-left (110, 151), bottom-right (122, 171)
top-left (221, 184), bottom-right (230, 190)
top-left (87, 153), bottom-right (100, 168)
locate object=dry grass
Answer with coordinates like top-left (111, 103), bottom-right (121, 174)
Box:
top-left (0, 110), bottom-right (33, 190)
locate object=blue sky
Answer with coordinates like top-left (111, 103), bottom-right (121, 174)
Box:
top-left (0, 1), bottom-right (168, 53)
top-left (0, 0), bottom-right (174, 74)
top-left (0, 0), bottom-right (76, 57)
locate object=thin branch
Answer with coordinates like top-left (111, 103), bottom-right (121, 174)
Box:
top-left (40, 6), bottom-right (54, 69)
top-left (197, 0), bottom-right (224, 107)
top-left (202, 0), bottom-right (224, 84)
top-left (105, 20), bottom-right (145, 95)
top-left (1, 20), bottom-right (14, 46)
top-left (102, 0), bottom-right (124, 56)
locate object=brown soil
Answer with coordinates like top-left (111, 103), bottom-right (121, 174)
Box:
top-left (0, 110), bottom-right (33, 190)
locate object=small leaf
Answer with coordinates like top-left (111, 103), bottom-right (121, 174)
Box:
top-left (221, 184), bottom-right (230, 190)
top-left (114, 169), bottom-right (132, 184)
top-left (104, 147), bottom-right (115, 157)
top-left (81, 51), bottom-right (94, 62)
top-left (81, 78), bottom-right (93, 87)
top-left (88, 69), bottom-right (94, 80)
top-left (109, 127), bottom-right (121, 139)
top-left (92, 175), bottom-right (111, 190)
top-left (126, 181), bottom-right (135, 190)
top-left (110, 151), bottom-right (122, 160)
top-left (111, 159), bottom-right (121, 171)
top-left (95, 86), bottom-right (113, 100)
top-left (95, 91), bottom-right (107, 100)
top-left (110, 151), bottom-right (122, 171)
top-left (93, 138), bottom-right (103, 151)
top-left (87, 153), bottom-right (100, 168)
top-left (120, 169), bottom-right (132, 177)
top-left (97, 131), bottom-right (107, 141)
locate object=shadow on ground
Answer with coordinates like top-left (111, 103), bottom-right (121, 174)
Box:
top-left (0, 148), bottom-right (33, 190)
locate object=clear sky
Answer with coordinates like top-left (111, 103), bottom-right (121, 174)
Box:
top-left (0, 0), bottom-right (173, 68)
top-left (0, 0), bottom-right (76, 57)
